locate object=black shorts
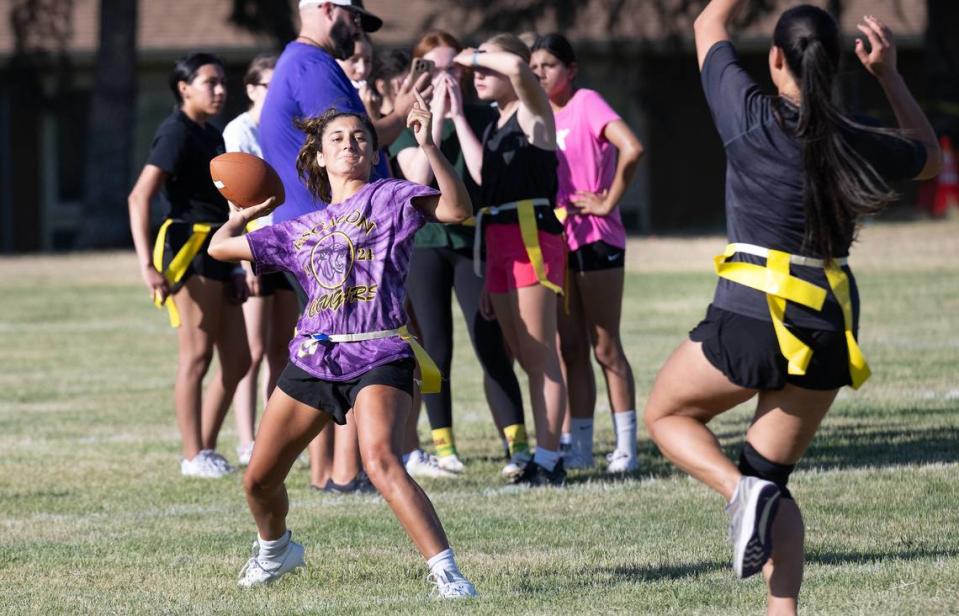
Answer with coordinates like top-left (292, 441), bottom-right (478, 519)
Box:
top-left (158, 220), bottom-right (234, 285)
top-left (689, 304), bottom-right (853, 391)
top-left (276, 358), bottom-right (415, 425)
top-left (257, 271), bottom-right (294, 296)
top-left (568, 240), bottom-right (625, 272)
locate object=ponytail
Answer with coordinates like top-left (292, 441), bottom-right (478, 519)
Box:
top-left (774, 5), bottom-right (897, 260)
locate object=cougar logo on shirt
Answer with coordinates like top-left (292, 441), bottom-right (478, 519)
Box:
top-left (310, 231), bottom-right (354, 290)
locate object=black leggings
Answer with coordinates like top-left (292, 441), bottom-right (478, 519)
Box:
top-left (407, 246), bottom-right (524, 431)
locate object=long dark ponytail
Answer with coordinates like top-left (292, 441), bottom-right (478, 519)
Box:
top-left (774, 5), bottom-right (896, 260)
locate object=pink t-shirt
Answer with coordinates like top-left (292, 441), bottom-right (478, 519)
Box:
top-left (554, 88), bottom-right (625, 251)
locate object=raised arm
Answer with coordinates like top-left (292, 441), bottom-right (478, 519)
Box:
top-left (855, 15), bottom-right (942, 180)
top-left (128, 164), bottom-right (169, 301)
top-left (455, 48), bottom-right (555, 150)
top-left (406, 91), bottom-right (471, 223)
top-left (694, 0), bottom-right (745, 70)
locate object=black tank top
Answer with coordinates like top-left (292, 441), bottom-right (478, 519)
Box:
top-left (480, 111), bottom-right (561, 232)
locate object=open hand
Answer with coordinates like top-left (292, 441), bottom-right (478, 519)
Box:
top-left (855, 15), bottom-right (897, 79)
top-left (569, 190), bottom-right (611, 216)
top-left (394, 71), bottom-right (433, 118)
top-left (242, 196), bottom-right (278, 223)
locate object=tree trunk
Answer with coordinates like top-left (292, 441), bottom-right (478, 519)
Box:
top-left (76, 0), bottom-right (137, 248)
top-left (925, 0), bottom-right (959, 139)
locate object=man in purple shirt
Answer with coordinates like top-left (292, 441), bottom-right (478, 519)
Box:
top-left (260, 0), bottom-right (429, 224)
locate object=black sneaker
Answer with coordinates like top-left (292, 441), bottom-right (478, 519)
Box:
top-left (313, 473), bottom-right (377, 494)
top-left (510, 459), bottom-right (566, 487)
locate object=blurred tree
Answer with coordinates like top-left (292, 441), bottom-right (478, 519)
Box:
top-left (76, 0), bottom-right (138, 248)
top-left (229, 0), bottom-right (296, 46)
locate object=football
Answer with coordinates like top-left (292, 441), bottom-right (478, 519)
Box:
top-left (209, 152), bottom-right (285, 209)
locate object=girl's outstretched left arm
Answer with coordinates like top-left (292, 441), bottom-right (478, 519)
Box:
top-left (208, 198), bottom-right (277, 263)
top-left (407, 91), bottom-right (472, 223)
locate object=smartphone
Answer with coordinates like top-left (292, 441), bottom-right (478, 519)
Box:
top-left (409, 57), bottom-right (435, 81)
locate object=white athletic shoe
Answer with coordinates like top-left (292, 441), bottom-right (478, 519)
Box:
top-left (436, 454), bottom-right (465, 474)
top-left (428, 569), bottom-right (478, 598)
top-left (564, 442), bottom-right (595, 470)
top-left (405, 449), bottom-right (457, 478)
top-left (726, 476), bottom-right (781, 579)
top-left (605, 449), bottom-right (638, 473)
top-left (236, 442), bottom-right (254, 467)
top-left (203, 449), bottom-right (235, 474)
top-left (237, 537), bottom-right (306, 588)
top-left (180, 450), bottom-right (232, 478)
top-left (501, 450), bottom-right (532, 478)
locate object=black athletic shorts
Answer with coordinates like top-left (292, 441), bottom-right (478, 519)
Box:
top-left (568, 240), bottom-right (625, 272)
top-left (257, 271), bottom-right (294, 296)
top-left (158, 220), bottom-right (234, 285)
top-left (689, 304), bottom-right (853, 391)
top-left (276, 358), bottom-right (415, 425)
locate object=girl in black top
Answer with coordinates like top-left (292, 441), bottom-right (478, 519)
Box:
top-left (393, 30), bottom-right (527, 477)
top-left (128, 53), bottom-right (252, 478)
top-left (644, 2), bottom-right (941, 612)
top-left (452, 34), bottom-right (568, 486)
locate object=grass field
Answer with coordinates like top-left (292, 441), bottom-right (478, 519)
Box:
top-left (1, 219), bottom-right (957, 614)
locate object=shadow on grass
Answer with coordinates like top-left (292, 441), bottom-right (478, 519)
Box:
top-left (808, 547), bottom-right (959, 566)
top-left (604, 561), bottom-right (727, 582)
top-left (565, 409), bottom-right (957, 484)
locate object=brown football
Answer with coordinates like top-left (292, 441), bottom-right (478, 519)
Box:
top-left (210, 152), bottom-right (285, 209)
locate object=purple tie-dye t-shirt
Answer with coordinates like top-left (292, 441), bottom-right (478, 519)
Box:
top-left (246, 178), bottom-right (438, 380)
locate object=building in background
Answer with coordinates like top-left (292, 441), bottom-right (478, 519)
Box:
top-left (0, 0), bottom-right (930, 252)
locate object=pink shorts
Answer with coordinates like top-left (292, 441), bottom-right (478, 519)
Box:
top-left (484, 223), bottom-right (565, 293)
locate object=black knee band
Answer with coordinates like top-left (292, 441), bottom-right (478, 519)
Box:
top-left (738, 441), bottom-right (795, 500)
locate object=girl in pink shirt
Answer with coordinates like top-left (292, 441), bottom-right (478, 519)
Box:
top-left (531, 34), bottom-right (645, 473)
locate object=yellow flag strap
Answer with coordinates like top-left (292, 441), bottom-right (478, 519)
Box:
top-left (152, 220), bottom-right (213, 328)
top-left (714, 243), bottom-right (870, 389)
top-left (469, 198), bottom-right (563, 295)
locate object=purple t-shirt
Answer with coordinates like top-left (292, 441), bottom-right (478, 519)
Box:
top-left (246, 179), bottom-right (438, 380)
top-left (260, 41), bottom-right (389, 224)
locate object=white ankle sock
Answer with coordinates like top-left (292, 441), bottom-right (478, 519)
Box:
top-left (258, 529), bottom-right (291, 562)
top-left (613, 410), bottom-right (637, 458)
top-left (427, 548), bottom-right (460, 576)
top-left (559, 432), bottom-right (572, 447)
top-left (533, 448), bottom-right (561, 471)
top-left (570, 418), bottom-right (594, 457)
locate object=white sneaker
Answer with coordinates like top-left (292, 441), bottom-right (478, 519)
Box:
top-left (726, 476), bottom-right (781, 579)
top-left (564, 441), bottom-right (594, 470)
top-left (203, 449), bottom-right (236, 473)
top-left (237, 537), bottom-right (306, 588)
top-left (501, 449), bottom-right (532, 478)
top-left (180, 450), bottom-right (232, 478)
top-left (606, 449), bottom-right (638, 473)
top-left (436, 454), bottom-right (465, 473)
top-left (428, 569), bottom-right (477, 598)
top-left (405, 449), bottom-right (457, 478)
top-left (236, 442), bottom-right (254, 467)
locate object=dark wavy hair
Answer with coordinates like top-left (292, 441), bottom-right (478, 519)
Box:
top-left (773, 5), bottom-right (897, 260)
top-left (295, 109), bottom-right (379, 203)
top-left (169, 52), bottom-right (225, 106)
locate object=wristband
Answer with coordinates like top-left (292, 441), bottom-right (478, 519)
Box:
top-left (471, 50), bottom-right (480, 67)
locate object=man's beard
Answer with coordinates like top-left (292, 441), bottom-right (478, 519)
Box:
top-left (330, 21), bottom-right (357, 60)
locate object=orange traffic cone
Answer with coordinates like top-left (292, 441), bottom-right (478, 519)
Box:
top-left (932, 136), bottom-right (959, 217)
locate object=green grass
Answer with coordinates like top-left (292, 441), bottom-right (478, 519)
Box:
top-left (1, 220), bottom-right (958, 614)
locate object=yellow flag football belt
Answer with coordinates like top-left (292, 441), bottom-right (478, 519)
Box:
top-left (152, 219), bottom-right (214, 328)
top-left (713, 242), bottom-right (870, 389)
top-left (296, 325), bottom-right (442, 394)
top-left (466, 198), bottom-right (563, 295)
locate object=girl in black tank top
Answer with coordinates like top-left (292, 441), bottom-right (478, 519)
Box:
top-left (451, 34), bottom-right (568, 486)
top-left (644, 2), bottom-right (941, 612)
